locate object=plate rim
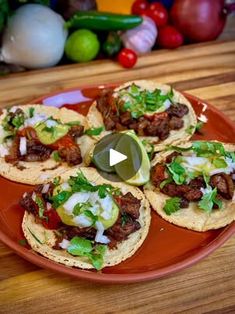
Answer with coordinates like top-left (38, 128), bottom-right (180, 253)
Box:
top-left (0, 86), bottom-right (235, 284)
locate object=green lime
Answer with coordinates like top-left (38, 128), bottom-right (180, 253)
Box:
top-left (115, 130), bottom-right (150, 186)
top-left (92, 133), bottom-right (121, 173)
top-left (65, 29), bottom-right (100, 62)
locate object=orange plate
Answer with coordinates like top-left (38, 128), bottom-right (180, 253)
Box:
top-left (0, 85), bottom-right (235, 284)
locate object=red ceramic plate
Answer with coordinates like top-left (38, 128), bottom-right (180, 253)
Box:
top-left (0, 85), bottom-right (235, 284)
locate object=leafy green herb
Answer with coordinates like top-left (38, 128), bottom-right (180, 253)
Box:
top-left (163, 197), bottom-right (181, 215)
top-left (192, 141), bottom-right (225, 158)
top-left (185, 125), bottom-right (195, 135)
top-left (225, 151), bottom-right (235, 162)
top-left (167, 160), bottom-right (186, 185)
top-left (72, 202), bottom-right (92, 216)
top-left (66, 121), bottom-right (81, 126)
top-left (67, 236), bottom-right (106, 270)
top-left (195, 121), bottom-right (204, 132)
top-left (85, 126), bottom-right (104, 136)
top-left (84, 210), bottom-right (98, 225)
top-left (12, 113), bottom-right (25, 129)
top-left (121, 212), bottom-right (129, 227)
top-left (142, 140), bottom-right (154, 161)
top-left (120, 84), bottom-right (174, 119)
top-left (198, 188), bottom-right (222, 213)
top-left (29, 107), bottom-right (35, 118)
top-left (52, 191), bottom-right (72, 208)
top-left (53, 177), bottom-right (61, 186)
top-left (212, 158), bottom-right (227, 169)
top-left (27, 228), bottom-right (44, 244)
top-left (166, 145), bottom-right (192, 153)
top-left (159, 177), bottom-right (173, 189)
top-left (52, 151), bottom-right (61, 162)
top-left (35, 195), bottom-right (46, 219)
top-left (18, 239), bottom-right (27, 246)
top-left (68, 171), bottom-right (120, 198)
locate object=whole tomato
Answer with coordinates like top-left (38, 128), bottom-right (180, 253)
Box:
top-left (131, 0), bottom-right (149, 15)
top-left (157, 25), bottom-right (184, 48)
top-left (118, 48), bottom-right (138, 68)
top-left (145, 3), bottom-right (168, 27)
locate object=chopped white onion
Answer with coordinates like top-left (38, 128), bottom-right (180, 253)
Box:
top-left (45, 119), bottom-right (57, 128)
top-left (61, 182), bottom-right (70, 191)
top-left (9, 106), bottom-right (18, 113)
top-left (42, 183), bottom-right (50, 194)
top-left (200, 186), bottom-right (212, 195)
top-left (23, 192), bottom-right (27, 198)
top-left (19, 137), bottom-right (27, 156)
top-left (32, 192), bottom-right (36, 202)
top-left (95, 221), bottom-right (110, 244)
top-left (0, 144), bottom-right (9, 157)
top-left (73, 214), bottom-right (93, 228)
top-left (59, 239), bottom-right (70, 249)
top-left (202, 103), bottom-right (208, 112)
top-left (24, 113), bottom-right (47, 127)
top-left (163, 99), bottom-right (172, 110)
top-left (39, 174), bottom-right (51, 181)
top-left (63, 192), bottom-right (90, 214)
top-left (46, 202), bottom-right (52, 210)
top-left (198, 114), bottom-right (208, 123)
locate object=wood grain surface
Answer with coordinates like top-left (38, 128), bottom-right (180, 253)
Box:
top-left (0, 37), bottom-right (235, 313)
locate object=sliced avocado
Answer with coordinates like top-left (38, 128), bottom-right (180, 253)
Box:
top-left (56, 206), bottom-right (76, 226)
top-left (99, 202), bottom-right (119, 230)
top-left (35, 122), bottom-right (70, 145)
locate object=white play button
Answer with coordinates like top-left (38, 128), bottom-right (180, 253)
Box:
top-left (109, 148), bottom-right (127, 167)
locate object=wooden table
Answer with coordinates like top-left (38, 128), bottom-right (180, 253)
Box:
top-left (0, 40), bottom-right (235, 313)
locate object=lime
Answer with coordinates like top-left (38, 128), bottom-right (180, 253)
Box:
top-left (65, 29), bottom-right (100, 62)
top-left (114, 130), bottom-right (150, 186)
top-left (92, 133), bottom-right (121, 173)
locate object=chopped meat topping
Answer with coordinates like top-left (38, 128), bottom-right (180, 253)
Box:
top-left (151, 163), bottom-right (167, 188)
top-left (210, 173), bottom-right (234, 200)
top-left (96, 88), bottom-right (189, 141)
top-left (58, 145), bottom-right (82, 166)
top-left (68, 125), bottom-right (84, 138)
top-left (114, 192), bottom-right (141, 219)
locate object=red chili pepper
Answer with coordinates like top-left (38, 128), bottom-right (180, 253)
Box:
top-left (117, 48), bottom-right (138, 68)
top-left (131, 0), bottom-right (149, 15)
top-left (144, 3), bottom-right (168, 27)
top-left (42, 208), bottom-right (61, 230)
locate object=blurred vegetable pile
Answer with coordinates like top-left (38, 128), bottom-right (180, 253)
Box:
top-left (0, 0), bottom-right (234, 73)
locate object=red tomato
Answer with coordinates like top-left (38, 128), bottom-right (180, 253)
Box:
top-left (145, 3), bottom-right (168, 27)
top-left (131, 0), bottom-right (149, 15)
top-left (117, 48), bottom-right (137, 68)
top-left (42, 209), bottom-right (61, 230)
top-left (157, 25), bottom-right (184, 48)
top-left (50, 134), bottom-right (75, 150)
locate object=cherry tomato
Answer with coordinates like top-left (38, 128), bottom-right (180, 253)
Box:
top-left (157, 25), bottom-right (184, 49)
top-left (131, 0), bottom-right (149, 15)
top-left (117, 48), bottom-right (137, 68)
top-left (42, 208), bottom-right (62, 230)
top-left (145, 3), bottom-right (168, 27)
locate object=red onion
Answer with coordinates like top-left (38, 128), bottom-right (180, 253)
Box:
top-left (170, 0), bottom-right (235, 42)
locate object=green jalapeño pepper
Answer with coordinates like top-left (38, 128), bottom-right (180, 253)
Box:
top-left (65, 11), bottom-right (143, 31)
top-left (103, 32), bottom-right (121, 56)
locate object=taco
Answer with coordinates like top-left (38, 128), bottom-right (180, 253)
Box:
top-left (144, 141), bottom-right (235, 231)
top-left (0, 104), bottom-right (95, 184)
top-left (20, 167), bottom-right (151, 270)
top-left (87, 80), bottom-right (197, 151)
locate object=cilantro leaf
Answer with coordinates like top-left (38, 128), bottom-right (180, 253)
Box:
top-left (225, 151), bottom-right (235, 162)
top-left (29, 107), bottom-right (35, 118)
top-left (67, 236), bottom-right (106, 270)
top-left (159, 177), bottom-right (173, 189)
top-left (52, 190), bottom-right (72, 208)
top-left (185, 125), bottom-right (195, 135)
top-left (166, 145), bottom-right (192, 153)
top-left (195, 121), bottom-right (204, 132)
top-left (35, 195), bottom-right (46, 219)
top-left (12, 113), bottom-right (25, 129)
top-left (84, 210), bottom-right (98, 225)
top-left (52, 151), bottom-right (61, 162)
top-left (85, 126), bottom-right (104, 136)
top-left (167, 160), bottom-right (186, 185)
top-left (163, 197), bottom-right (181, 215)
top-left (192, 141), bottom-right (225, 158)
top-left (66, 121), bottom-right (81, 126)
top-left (53, 177), bottom-right (61, 186)
top-left (198, 188), bottom-right (222, 213)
